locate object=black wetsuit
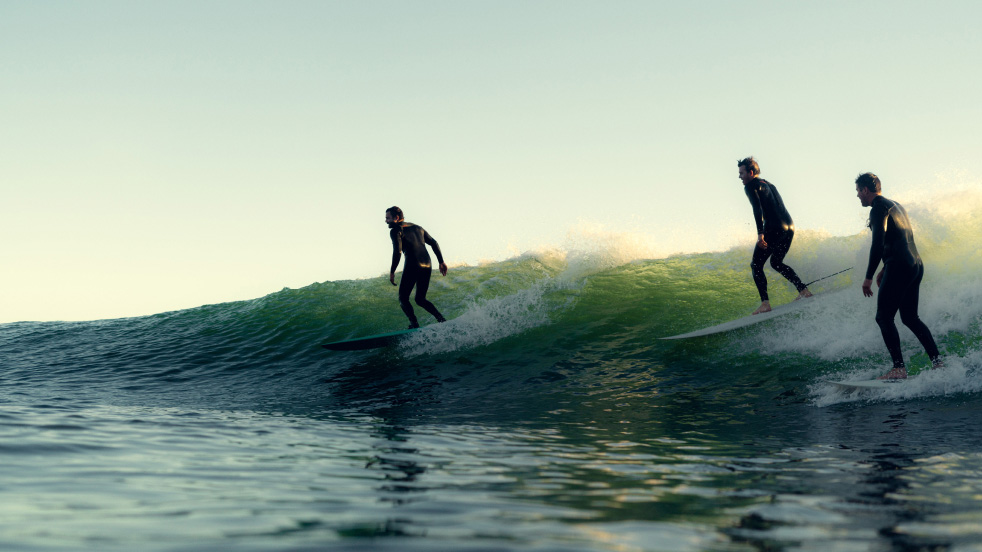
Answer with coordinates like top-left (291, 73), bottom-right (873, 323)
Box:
top-left (390, 222), bottom-right (446, 328)
top-left (865, 196), bottom-right (939, 368)
top-left (744, 177), bottom-right (807, 301)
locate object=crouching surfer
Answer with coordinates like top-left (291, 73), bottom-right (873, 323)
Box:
top-left (385, 206), bottom-right (448, 329)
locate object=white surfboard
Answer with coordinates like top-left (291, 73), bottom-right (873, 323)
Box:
top-left (831, 379), bottom-right (907, 390)
top-left (659, 291), bottom-right (838, 340)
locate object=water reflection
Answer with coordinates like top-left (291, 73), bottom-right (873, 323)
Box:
top-left (315, 349), bottom-right (982, 551)
top-left (368, 422), bottom-right (428, 506)
top-left (854, 410), bottom-right (953, 551)
top-left (724, 403), bottom-right (982, 550)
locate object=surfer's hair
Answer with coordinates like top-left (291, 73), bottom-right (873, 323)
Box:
top-left (855, 173), bottom-right (881, 193)
top-left (737, 157), bottom-right (760, 176)
top-left (385, 206), bottom-right (404, 220)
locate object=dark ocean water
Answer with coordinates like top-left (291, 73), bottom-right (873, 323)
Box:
top-left (2, 194), bottom-right (982, 551)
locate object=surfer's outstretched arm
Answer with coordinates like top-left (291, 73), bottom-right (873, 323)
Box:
top-left (424, 231), bottom-right (448, 276)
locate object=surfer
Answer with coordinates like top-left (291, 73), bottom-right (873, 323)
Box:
top-left (738, 157), bottom-right (812, 315)
top-left (856, 173), bottom-right (942, 379)
top-left (386, 206), bottom-right (448, 329)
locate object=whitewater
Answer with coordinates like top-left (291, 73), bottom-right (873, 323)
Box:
top-left (2, 189), bottom-right (982, 551)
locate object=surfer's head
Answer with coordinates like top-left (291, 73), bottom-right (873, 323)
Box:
top-left (855, 173), bottom-right (881, 193)
top-left (855, 173), bottom-right (881, 207)
top-left (385, 206), bottom-right (404, 227)
top-left (737, 157), bottom-right (760, 185)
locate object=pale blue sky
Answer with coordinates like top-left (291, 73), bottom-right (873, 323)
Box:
top-left (2, 1), bottom-right (981, 322)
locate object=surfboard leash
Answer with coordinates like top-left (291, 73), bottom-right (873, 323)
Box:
top-left (804, 267), bottom-right (852, 288)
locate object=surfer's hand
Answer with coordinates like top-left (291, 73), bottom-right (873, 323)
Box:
top-left (862, 278), bottom-right (874, 297)
top-left (439, 262), bottom-right (448, 276)
top-left (875, 270), bottom-right (883, 288)
top-left (390, 271), bottom-right (396, 286)
top-left (756, 234), bottom-right (767, 249)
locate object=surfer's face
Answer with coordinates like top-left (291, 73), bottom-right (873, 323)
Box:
top-left (856, 186), bottom-right (875, 207)
top-left (738, 166), bottom-right (754, 185)
top-left (385, 212), bottom-right (401, 225)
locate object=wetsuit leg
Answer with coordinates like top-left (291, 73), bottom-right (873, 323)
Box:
top-left (767, 231), bottom-right (807, 292)
top-left (412, 266), bottom-right (446, 322)
top-left (897, 263), bottom-right (940, 361)
top-left (875, 265), bottom-right (910, 368)
top-left (398, 267), bottom-right (420, 328)
top-left (750, 245), bottom-right (772, 301)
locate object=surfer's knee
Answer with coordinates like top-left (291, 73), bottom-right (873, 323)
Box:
top-left (899, 311), bottom-right (922, 328)
top-left (874, 310), bottom-right (892, 328)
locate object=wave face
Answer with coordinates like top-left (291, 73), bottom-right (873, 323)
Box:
top-left (4, 190), bottom-right (982, 416)
top-left (4, 189), bottom-right (982, 551)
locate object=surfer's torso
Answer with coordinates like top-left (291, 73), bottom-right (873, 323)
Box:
top-left (744, 177), bottom-right (794, 236)
top-left (390, 223), bottom-right (444, 271)
top-left (865, 196), bottom-right (920, 278)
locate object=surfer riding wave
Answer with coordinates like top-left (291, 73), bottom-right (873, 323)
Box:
top-left (386, 206), bottom-right (448, 329)
top-left (738, 157), bottom-right (812, 314)
top-left (856, 173), bottom-right (943, 379)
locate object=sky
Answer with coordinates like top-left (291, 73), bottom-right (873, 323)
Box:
top-left (2, 1), bottom-right (981, 323)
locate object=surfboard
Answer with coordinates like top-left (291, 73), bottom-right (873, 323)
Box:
top-left (831, 379), bottom-right (906, 390)
top-left (322, 328), bottom-right (418, 351)
top-left (659, 267), bottom-right (853, 340)
top-left (659, 291), bottom-right (833, 340)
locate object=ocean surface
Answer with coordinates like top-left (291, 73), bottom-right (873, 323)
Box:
top-left (3, 192), bottom-right (982, 551)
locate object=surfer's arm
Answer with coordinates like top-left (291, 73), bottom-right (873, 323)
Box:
top-left (389, 229), bottom-right (403, 284)
top-left (862, 269), bottom-right (883, 298)
top-left (864, 204), bottom-right (887, 280)
top-left (861, 205), bottom-right (887, 297)
top-left (423, 230), bottom-right (448, 275)
top-left (744, 185), bottom-right (765, 236)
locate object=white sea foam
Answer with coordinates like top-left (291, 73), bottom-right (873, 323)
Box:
top-left (768, 184), bottom-right (982, 405)
top-left (403, 224), bottom-right (671, 355)
top-left (749, 186), bottom-right (982, 360)
top-left (402, 281), bottom-right (561, 356)
top-left (811, 355), bottom-right (982, 407)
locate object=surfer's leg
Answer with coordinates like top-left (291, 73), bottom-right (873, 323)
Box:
top-left (750, 245), bottom-right (772, 314)
top-left (413, 266), bottom-right (446, 322)
top-left (876, 282), bottom-right (910, 380)
top-left (875, 268), bottom-right (905, 369)
top-left (768, 231), bottom-right (808, 294)
top-left (398, 269), bottom-right (420, 328)
top-left (898, 264), bottom-right (940, 362)
top-left (750, 244), bottom-right (770, 302)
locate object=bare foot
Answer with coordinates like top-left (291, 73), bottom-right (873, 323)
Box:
top-left (878, 367), bottom-right (907, 380)
top-left (752, 301), bottom-right (772, 315)
top-left (794, 288), bottom-right (813, 301)
top-left (932, 358), bottom-right (945, 369)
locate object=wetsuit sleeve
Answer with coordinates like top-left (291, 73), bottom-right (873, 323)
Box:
top-left (390, 228), bottom-right (403, 273)
top-left (423, 230), bottom-right (445, 265)
top-left (744, 185), bottom-right (765, 235)
top-left (865, 203), bottom-right (887, 279)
